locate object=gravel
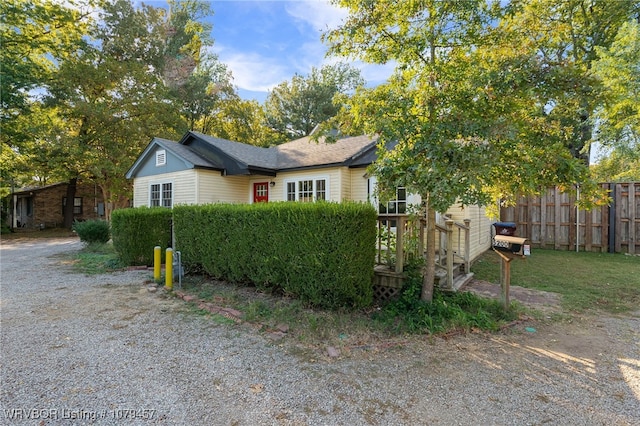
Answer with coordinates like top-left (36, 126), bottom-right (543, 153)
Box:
top-left (1, 237), bottom-right (639, 425)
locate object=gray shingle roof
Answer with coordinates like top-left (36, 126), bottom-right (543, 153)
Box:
top-left (185, 132), bottom-right (378, 172)
top-left (189, 132), bottom-right (277, 170)
top-left (128, 131), bottom-right (380, 178)
top-left (275, 134), bottom-right (377, 170)
top-left (154, 137), bottom-right (216, 169)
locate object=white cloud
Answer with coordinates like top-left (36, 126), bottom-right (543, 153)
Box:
top-left (285, 0), bottom-right (349, 33)
top-left (212, 45), bottom-right (290, 92)
top-left (285, 1), bottom-right (394, 86)
top-left (211, 1), bottom-right (394, 98)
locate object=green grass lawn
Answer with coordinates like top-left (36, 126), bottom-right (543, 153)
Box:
top-left (471, 249), bottom-right (640, 314)
top-left (69, 242), bottom-right (126, 274)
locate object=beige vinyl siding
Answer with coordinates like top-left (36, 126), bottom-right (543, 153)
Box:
top-left (197, 170), bottom-right (248, 204)
top-left (172, 170), bottom-right (197, 205)
top-left (443, 204), bottom-right (493, 263)
top-left (338, 167), bottom-right (351, 201)
top-left (132, 170), bottom-right (197, 207)
top-left (275, 167), bottom-right (345, 202)
top-left (132, 177), bottom-right (149, 207)
top-left (349, 169), bottom-right (370, 203)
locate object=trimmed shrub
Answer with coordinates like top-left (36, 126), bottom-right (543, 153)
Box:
top-left (174, 202), bottom-right (377, 309)
top-left (73, 219), bottom-right (110, 244)
top-left (111, 207), bottom-right (172, 266)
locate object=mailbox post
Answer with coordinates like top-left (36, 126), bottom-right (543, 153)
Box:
top-left (492, 232), bottom-right (531, 310)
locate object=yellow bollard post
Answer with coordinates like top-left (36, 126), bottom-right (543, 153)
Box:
top-left (153, 246), bottom-right (161, 281)
top-left (165, 248), bottom-right (173, 290)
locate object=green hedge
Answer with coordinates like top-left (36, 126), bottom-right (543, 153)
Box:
top-left (173, 202), bottom-right (377, 309)
top-left (111, 207), bottom-right (173, 266)
top-left (73, 219), bottom-right (110, 244)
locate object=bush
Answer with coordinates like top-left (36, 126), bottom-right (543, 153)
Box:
top-left (373, 262), bottom-right (520, 334)
top-left (73, 220), bottom-right (111, 244)
top-left (111, 207), bottom-right (172, 266)
top-left (174, 202), bottom-right (377, 309)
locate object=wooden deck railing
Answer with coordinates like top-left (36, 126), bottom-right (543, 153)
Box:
top-left (376, 214), bottom-right (471, 289)
top-left (435, 217), bottom-right (471, 289)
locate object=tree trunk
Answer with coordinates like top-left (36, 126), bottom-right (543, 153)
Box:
top-left (421, 197), bottom-right (436, 302)
top-left (63, 177), bottom-right (78, 229)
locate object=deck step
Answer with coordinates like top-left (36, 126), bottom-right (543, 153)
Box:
top-left (435, 261), bottom-right (472, 291)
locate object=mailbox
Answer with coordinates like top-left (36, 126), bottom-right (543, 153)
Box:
top-left (493, 222), bottom-right (516, 236)
top-left (492, 222), bottom-right (529, 255)
top-left (491, 223), bottom-right (531, 310)
top-left (493, 235), bottom-right (530, 256)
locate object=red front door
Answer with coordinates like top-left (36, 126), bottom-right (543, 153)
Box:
top-left (253, 182), bottom-right (269, 203)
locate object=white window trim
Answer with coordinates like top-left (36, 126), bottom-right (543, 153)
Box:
top-left (148, 180), bottom-right (173, 208)
top-left (155, 149), bottom-right (166, 167)
top-left (283, 175), bottom-right (330, 202)
top-left (367, 177), bottom-right (420, 214)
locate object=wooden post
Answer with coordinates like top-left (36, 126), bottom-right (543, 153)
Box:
top-left (446, 219), bottom-right (454, 289)
top-left (540, 190), bottom-right (547, 248)
top-left (377, 219), bottom-right (382, 265)
top-left (554, 187), bottom-right (561, 250)
top-left (494, 249), bottom-right (512, 310)
top-left (463, 219), bottom-right (471, 274)
top-left (630, 182), bottom-right (636, 254)
top-left (396, 216), bottom-right (405, 274)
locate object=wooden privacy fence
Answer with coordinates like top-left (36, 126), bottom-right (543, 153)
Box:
top-left (500, 182), bottom-right (639, 254)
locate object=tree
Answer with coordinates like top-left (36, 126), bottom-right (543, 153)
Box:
top-left (591, 20), bottom-right (640, 157)
top-left (0, 0), bottom-right (89, 193)
top-left (44, 0), bottom-right (183, 225)
top-left (41, 0), bottom-right (223, 224)
top-left (498, 0), bottom-right (640, 163)
top-left (0, 0), bottom-right (88, 138)
top-left (173, 59), bottom-right (235, 132)
top-left (590, 151), bottom-right (640, 182)
top-left (264, 63), bottom-right (364, 142)
top-left (324, 0), bottom-right (595, 301)
top-left (206, 96), bottom-right (281, 147)
top-left (163, 0), bottom-right (235, 132)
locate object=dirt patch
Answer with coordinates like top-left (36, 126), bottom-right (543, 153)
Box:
top-left (464, 278), bottom-right (563, 313)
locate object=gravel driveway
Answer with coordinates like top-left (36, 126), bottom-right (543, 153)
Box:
top-left (1, 237), bottom-right (639, 425)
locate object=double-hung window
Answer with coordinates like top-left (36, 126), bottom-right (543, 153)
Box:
top-left (378, 187), bottom-right (407, 227)
top-left (150, 182), bottom-right (172, 208)
top-left (285, 177), bottom-right (328, 202)
top-left (379, 187), bottom-right (407, 215)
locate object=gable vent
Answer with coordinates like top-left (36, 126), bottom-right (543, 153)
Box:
top-left (155, 149), bottom-right (166, 166)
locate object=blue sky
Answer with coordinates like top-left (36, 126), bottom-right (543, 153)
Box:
top-left (203, 1), bottom-right (394, 103)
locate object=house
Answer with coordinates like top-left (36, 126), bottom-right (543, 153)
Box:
top-left (9, 181), bottom-right (105, 229)
top-left (126, 131), bottom-right (492, 269)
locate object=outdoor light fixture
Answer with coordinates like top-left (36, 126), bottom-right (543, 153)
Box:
top-left (269, 181), bottom-right (276, 187)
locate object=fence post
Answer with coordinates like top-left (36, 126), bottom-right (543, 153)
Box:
top-left (464, 219), bottom-right (471, 274)
top-left (446, 219), bottom-right (454, 289)
top-left (395, 216), bottom-right (405, 274)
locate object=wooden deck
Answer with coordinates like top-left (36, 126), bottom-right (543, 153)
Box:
top-left (373, 214), bottom-right (474, 301)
